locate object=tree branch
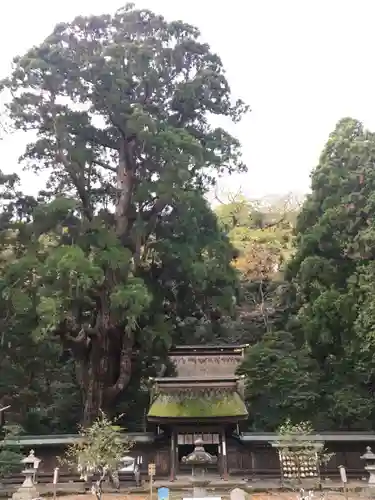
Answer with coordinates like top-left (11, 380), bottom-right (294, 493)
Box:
top-left (143, 197), bottom-right (169, 237)
top-left (54, 319), bottom-right (91, 356)
top-left (130, 196), bottom-right (169, 268)
top-left (92, 159), bottom-right (117, 173)
top-left (48, 93), bottom-right (93, 221)
top-left (261, 216), bottom-right (286, 229)
top-left (115, 139), bottom-right (136, 238)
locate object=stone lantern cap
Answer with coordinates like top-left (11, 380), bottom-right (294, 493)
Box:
top-left (361, 446), bottom-right (375, 461)
top-left (21, 450), bottom-right (41, 469)
top-left (181, 439), bottom-right (218, 465)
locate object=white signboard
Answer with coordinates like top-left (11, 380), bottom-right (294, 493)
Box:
top-left (118, 456), bottom-right (135, 472)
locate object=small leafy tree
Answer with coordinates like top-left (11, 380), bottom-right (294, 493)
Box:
top-left (275, 420), bottom-right (334, 489)
top-left (0, 424), bottom-right (23, 478)
top-left (62, 412), bottom-right (132, 500)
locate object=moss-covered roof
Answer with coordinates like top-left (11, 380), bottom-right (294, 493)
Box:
top-left (148, 390), bottom-right (248, 420)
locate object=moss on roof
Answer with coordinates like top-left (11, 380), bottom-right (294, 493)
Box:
top-left (148, 390), bottom-right (248, 419)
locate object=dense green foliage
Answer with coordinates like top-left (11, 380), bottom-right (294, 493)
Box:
top-left (0, 425), bottom-right (23, 478)
top-left (239, 118), bottom-right (375, 430)
top-left (0, 4), bottom-right (247, 428)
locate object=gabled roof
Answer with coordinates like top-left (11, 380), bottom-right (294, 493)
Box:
top-left (147, 376), bottom-right (247, 423)
top-left (147, 344), bottom-right (248, 423)
top-left (148, 390), bottom-right (247, 421)
top-left (169, 345), bottom-right (246, 378)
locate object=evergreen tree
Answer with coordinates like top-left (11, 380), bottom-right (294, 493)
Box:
top-left (0, 4), bottom-right (247, 425)
top-left (239, 118), bottom-right (375, 430)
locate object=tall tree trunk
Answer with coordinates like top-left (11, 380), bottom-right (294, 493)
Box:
top-left (80, 332), bottom-right (133, 426)
top-left (56, 299), bottom-right (134, 426)
top-left (82, 340), bottom-right (105, 426)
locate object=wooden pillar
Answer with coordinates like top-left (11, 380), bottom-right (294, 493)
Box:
top-left (221, 428), bottom-right (228, 480)
top-left (250, 448), bottom-right (255, 481)
top-left (170, 429), bottom-right (176, 481)
top-left (175, 431), bottom-right (179, 479)
top-left (218, 444), bottom-right (222, 478)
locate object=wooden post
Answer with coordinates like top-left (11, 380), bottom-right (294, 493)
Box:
top-left (148, 463), bottom-right (155, 500)
top-left (53, 467), bottom-right (59, 500)
top-left (170, 430), bottom-right (176, 482)
top-left (175, 431), bottom-right (179, 479)
top-left (221, 428), bottom-right (228, 480)
top-left (218, 444), bottom-right (222, 478)
top-left (338, 465), bottom-right (348, 500)
top-left (250, 449), bottom-right (255, 482)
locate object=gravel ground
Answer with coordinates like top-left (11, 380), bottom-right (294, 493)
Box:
top-left (59, 493), bottom-right (358, 500)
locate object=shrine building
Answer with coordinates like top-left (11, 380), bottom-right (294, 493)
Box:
top-left (147, 344), bottom-right (248, 480)
top-left (3, 344), bottom-right (375, 483)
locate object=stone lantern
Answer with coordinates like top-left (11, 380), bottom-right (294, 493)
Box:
top-left (12, 450), bottom-right (41, 500)
top-left (181, 439), bottom-right (217, 497)
top-left (361, 446), bottom-right (375, 486)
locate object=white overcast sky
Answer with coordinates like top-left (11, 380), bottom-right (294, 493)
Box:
top-left (1, 0), bottom-right (375, 199)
